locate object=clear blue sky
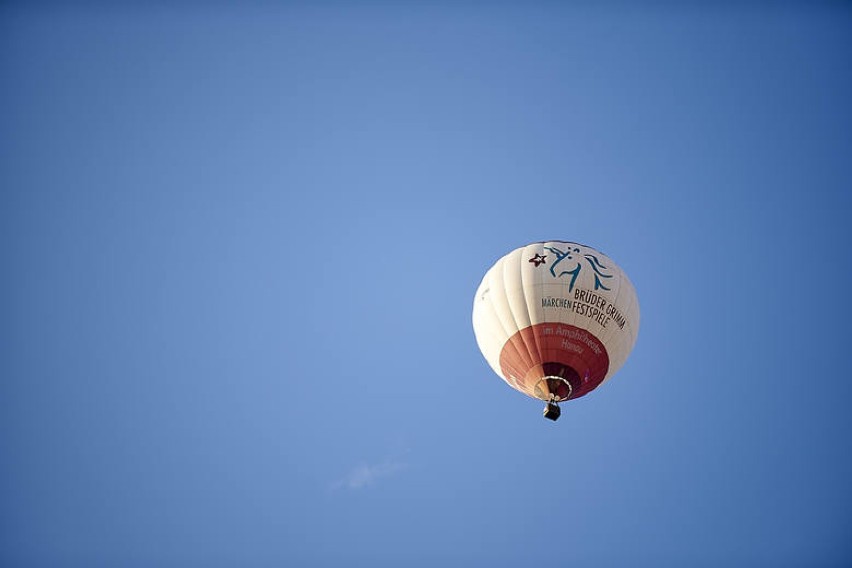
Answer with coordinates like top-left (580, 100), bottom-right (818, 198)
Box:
top-left (2, 2), bottom-right (852, 566)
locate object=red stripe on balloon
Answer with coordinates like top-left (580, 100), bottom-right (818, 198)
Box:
top-left (498, 323), bottom-right (610, 401)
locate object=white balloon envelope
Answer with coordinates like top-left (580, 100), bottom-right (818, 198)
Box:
top-left (472, 241), bottom-right (639, 420)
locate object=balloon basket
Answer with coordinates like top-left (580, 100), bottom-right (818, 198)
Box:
top-left (543, 401), bottom-right (561, 421)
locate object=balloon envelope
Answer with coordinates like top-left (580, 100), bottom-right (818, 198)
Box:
top-left (472, 241), bottom-right (639, 403)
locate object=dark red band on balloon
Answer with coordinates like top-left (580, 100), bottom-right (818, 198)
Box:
top-left (498, 323), bottom-right (610, 401)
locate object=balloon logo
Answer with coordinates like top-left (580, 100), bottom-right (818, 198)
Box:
top-left (541, 245), bottom-right (614, 292)
top-left (472, 241), bottom-right (640, 421)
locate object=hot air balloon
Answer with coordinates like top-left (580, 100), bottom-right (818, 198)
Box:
top-left (472, 241), bottom-right (639, 421)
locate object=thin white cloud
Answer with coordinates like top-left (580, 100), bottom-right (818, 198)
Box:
top-left (332, 459), bottom-right (407, 491)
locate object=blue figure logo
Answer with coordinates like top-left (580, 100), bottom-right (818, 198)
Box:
top-left (543, 245), bottom-right (613, 292)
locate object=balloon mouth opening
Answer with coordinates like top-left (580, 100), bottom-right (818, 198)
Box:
top-left (532, 362), bottom-right (581, 402)
top-left (534, 377), bottom-right (573, 402)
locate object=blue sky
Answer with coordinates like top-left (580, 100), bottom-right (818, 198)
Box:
top-left (2, 2), bottom-right (852, 566)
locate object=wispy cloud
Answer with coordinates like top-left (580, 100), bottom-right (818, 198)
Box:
top-left (332, 458), bottom-right (407, 491)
